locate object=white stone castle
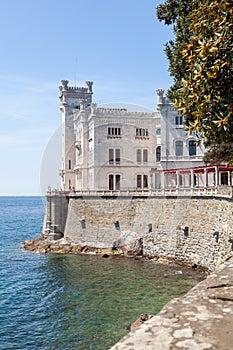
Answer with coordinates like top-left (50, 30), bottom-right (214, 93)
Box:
top-left (59, 79), bottom-right (205, 192)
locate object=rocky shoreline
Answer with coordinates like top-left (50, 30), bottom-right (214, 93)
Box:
top-left (23, 237), bottom-right (208, 273)
top-left (23, 237), bottom-right (117, 256)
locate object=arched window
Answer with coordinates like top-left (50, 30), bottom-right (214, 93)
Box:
top-left (156, 146), bottom-right (161, 162)
top-left (175, 141), bottom-right (183, 156)
top-left (189, 140), bottom-right (196, 156)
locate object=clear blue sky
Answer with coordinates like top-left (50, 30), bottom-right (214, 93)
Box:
top-left (0, 0), bottom-right (173, 195)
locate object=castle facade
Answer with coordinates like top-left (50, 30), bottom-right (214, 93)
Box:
top-left (59, 80), bottom-right (205, 192)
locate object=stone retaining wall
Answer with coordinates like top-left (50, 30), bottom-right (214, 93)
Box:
top-left (55, 195), bottom-right (233, 271)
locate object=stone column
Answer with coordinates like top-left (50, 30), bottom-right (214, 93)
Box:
top-left (190, 169), bottom-right (194, 190)
top-left (204, 168), bottom-right (208, 188)
top-left (176, 171), bottom-right (179, 189)
top-left (228, 171), bottom-right (232, 186)
top-left (215, 166), bottom-right (219, 187)
top-left (161, 171), bottom-right (165, 189)
top-left (150, 173), bottom-right (153, 189)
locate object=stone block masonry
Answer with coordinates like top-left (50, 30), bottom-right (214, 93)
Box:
top-left (42, 193), bottom-right (68, 240)
top-left (43, 193), bottom-right (233, 271)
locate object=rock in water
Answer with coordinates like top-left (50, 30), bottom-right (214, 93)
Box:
top-left (130, 314), bottom-right (154, 332)
top-left (113, 231), bottom-right (143, 256)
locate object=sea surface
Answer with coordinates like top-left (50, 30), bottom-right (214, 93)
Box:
top-left (0, 196), bottom-right (205, 350)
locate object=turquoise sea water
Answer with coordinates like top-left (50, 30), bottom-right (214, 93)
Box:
top-left (0, 196), bottom-right (205, 350)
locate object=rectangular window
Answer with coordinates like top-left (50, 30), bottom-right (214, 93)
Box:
top-left (143, 149), bottom-right (148, 163)
top-left (108, 127), bottom-right (121, 136)
top-left (189, 140), bottom-right (196, 156)
top-left (143, 175), bottom-right (148, 188)
top-left (175, 115), bottom-right (183, 126)
top-left (115, 149), bottom-right (120, 164)
top-left (109, 174), bottom-right (120, 190)
top-left (175, 141), bottom-right (183, 156)
top-left (137, 174), bottom-right (148, 188)
top-left (116, 175), bottom-right (121, 190)
top-left (137, 149), bottom-right (141, 163)
top-left (137, 175), bottom-right (142, 188)
top-left (109, 175), bottom-right (114, 190)
top-left (109, 149), bottom-right (120, 164)
top-left (156, 146), bottom-right (161, 162)
top-left (68, 160), bottom-right (72, 170)
top-left (136, 128), bottom-right (149, 137)
top-left (109, 149), bottom-right (114, 164)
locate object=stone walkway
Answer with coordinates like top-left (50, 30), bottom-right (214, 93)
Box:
top-left (110, 257), bottom-right (233, 350)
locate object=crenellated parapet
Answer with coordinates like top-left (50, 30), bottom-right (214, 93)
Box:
top-left (156, 89), bottom-right (172, 108)
top-left (60, 79), bottom-right (93, 93)
top-left (59, 79), bottom-right (93, 109)
top-left (89, 105), bottom-right (158, 118)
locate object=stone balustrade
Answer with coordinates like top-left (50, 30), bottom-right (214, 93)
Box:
top-left (46, 185), bottom-right (233, 199)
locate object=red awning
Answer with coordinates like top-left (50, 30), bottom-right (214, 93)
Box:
top-left (153, 165), bottom-right (233, 174)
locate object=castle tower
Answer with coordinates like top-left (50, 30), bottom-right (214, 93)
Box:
top-left (59, 80), bottom-right (93, 190)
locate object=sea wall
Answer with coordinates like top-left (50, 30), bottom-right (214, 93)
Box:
top-left (52, 194), bottom-right (233, 271)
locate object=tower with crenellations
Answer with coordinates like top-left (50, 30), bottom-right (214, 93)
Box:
top-left (59, 80), bottom-right (93, 190)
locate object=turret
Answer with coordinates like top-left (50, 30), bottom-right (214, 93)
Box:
top-left (86, 81), bottom-right (93, 93)
top-left (156, 89), bottom-right (165, 107)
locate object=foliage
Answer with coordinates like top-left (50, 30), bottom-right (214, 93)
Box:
top-left (203, 142), bottom-right (233, 165)
top-left (156, 0), bottom-right (199, 99)
top-left (157, 0), bottom-right (233, 163)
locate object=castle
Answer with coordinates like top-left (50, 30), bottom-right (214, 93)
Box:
top-left (59, 79), bottom-right (205, 192)
top-left (41, 80), bottom-right (233, 271)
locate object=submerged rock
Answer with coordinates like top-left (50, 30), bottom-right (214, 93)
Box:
top-left (130, 313), bottom-right (154, 332)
